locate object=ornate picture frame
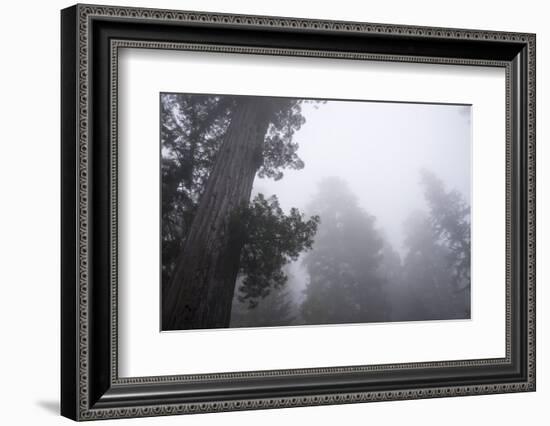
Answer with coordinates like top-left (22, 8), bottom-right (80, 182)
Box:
top-left (61, 4), bottom-right (535, 421)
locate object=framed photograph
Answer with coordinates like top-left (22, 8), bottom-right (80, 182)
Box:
top-left (61, 4), bottom-right (536, 421)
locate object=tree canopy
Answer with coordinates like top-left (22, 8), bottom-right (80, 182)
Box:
top-left (161, 93), bottom-right (319, 324)
top-left (235, 194), bottom-right (319, 309)
top-left (397, 170), bottom-right (471, 320)
top-left (161, 93), bottom-right (471, 328)
top-left (301, 177), bottom-right (390, 324)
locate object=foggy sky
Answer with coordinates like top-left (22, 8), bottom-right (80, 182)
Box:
top-left (252, 100), bottom-right (471, 300)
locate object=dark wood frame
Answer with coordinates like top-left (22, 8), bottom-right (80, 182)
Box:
top-left (61, 3), bottom-right (536, 421)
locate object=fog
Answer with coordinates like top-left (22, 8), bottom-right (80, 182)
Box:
top-left (160, 93), bottom-right (471, 330)
top-left (249, 100), bottom-right (471, 309)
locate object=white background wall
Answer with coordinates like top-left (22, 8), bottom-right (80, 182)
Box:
top-left (0, 0), bottom-right (546, 424)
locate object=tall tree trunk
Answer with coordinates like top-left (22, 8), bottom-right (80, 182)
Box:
top-left (163, 97), bottom-right (272, 330)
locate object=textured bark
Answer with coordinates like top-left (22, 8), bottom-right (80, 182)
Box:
top-left (163, 98), bottom-right (272, 330)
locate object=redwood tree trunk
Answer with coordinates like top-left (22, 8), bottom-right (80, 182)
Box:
top-left (163, 97), bottom-right (272, 330)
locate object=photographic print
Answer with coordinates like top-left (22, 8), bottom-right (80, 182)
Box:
top-left (160, 93), bottom-right (471, 331)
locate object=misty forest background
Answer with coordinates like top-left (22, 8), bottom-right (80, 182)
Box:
top-left (160, 93), bottom-right (471, 330)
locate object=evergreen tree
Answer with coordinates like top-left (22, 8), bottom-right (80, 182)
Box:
top-left (235, 194), bottom-right (319, 309)
top-left (161, 94), bottom-right (233, 288)
top-left (421, 170), bottom-right (471, 317)
top-left (399, 170), bottom-right (471, 320)
top-left (399, 210), bottom-right (454, 320)
top-left (230, 274), bottom-right (299, 328)
top-left (301, 177), bottom-right (390, 324)
top-left (161, 94), bottom-right (319, 329)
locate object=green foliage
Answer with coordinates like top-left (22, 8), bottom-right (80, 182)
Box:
top-left (160, 94), bottom-right (314, 289)
top-left (236, 194), bottom-right (319, 308)
top-left (258, 100), bottom-right (306, 180)
top-left (161, 94), bottom-right (233, 285)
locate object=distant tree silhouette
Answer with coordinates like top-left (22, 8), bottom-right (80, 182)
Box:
top-left (301, 177), bottom-right (390, 324)
top-left (399, 170), bottom-right (471, 320)
top-left (421, 169), bottom-right (471, 317)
